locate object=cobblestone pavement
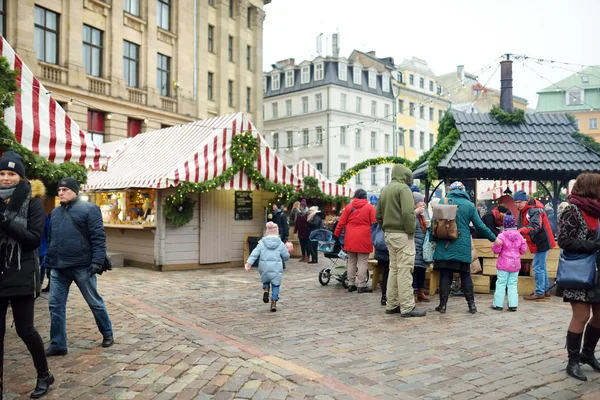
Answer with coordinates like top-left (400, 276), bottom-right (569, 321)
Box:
top-left (3, 259), bottom-right (600, 400)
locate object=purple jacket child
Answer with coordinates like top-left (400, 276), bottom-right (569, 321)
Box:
top-left (492, 229), bottom-right (527, 272)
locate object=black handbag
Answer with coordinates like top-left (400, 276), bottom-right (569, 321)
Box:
top-left (556, 219), bottom-right (600, 290)
top-left (61, 209), bottom-right (112, 272)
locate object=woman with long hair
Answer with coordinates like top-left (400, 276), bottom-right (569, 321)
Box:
top-left (558, 173), bottom-right (600, 381)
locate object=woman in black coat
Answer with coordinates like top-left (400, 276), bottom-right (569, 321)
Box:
top-left (0, 152), bottom-right (53, 398)
top-left (306, 206), bottom-right (324, 264)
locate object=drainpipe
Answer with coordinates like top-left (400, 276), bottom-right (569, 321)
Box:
top-left (193, 0), bottom-right (198, 100)
top-left (326, 86), bottom-right (330, 179)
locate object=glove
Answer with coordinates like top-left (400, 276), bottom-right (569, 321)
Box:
top-left (89, 263), bottom-right (104, 276)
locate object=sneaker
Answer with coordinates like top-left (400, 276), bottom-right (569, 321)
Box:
top-left (45, 348), bottom-right (67, 357)
top-left (102, 336), bottom-right (114, 348)
top-left (263, 289), bottom-right (269, 303)
top-left (348, 285), bottom-right (358, 292)
top-left (385, 306), bottom-right (401, 314)
top-left (401, 308), bottom-right (426, 318)
top-left (380, 295), bottom-right (387, 306)
top-left (545, 291), bottom-right (551, 297)
top-left (524, 294), bottom-right (545, 300)
top-left (508, 307), bottom-right (518, 312)
top-left (490, 305), bottom-right (503, 311)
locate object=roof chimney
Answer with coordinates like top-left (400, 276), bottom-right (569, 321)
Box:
top-left (367, 51), bottom-right (376, 57)
top-left (457, 65), bottom-right (465, 82)
top-left (332, 33), bottom-right (340, 58)
top-left (276, 58), bottom-right (295, 67)
top-left (500, 59), bottom-right (514, 113)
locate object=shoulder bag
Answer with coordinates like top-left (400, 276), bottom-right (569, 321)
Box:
top-left (556, 218), bottom-right (599, 290)
top-left (62, 209), bottom-right (113, 272)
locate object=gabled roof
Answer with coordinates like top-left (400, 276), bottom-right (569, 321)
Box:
top-left (413, 111), bottom-right (600, 181)
top-left (538, 66), bottom-right (600, 93)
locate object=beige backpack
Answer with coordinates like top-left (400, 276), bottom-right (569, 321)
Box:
top-left (432, 199), bottom-right (460, 242)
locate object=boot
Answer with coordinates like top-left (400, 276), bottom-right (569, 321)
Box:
top-left (435, 282), bottom-right (450, 314)
top-left (463, 283), bottom-right (477, 314)
top-left (380, 294), bottom-right (386, 306)
top-left (30, 372), bottom-right (54, 399)
top-left (270, 300), bottom-right (277, 312)
top-left (417, 288), bottom-right (430, 302)
top-left (263, 288), bottom-right (270, 303)
top-left (566, 331), bottom-right (588, 381)
top-left (580, 324), bottom-right (600, 371)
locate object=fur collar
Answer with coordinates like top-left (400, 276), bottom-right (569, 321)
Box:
top-left (30, 179), bottom-right (46, 199)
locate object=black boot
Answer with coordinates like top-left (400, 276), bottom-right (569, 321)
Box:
top-left (435, 282), bottom-right (450, 314)
top-left (380, 294), bottom-right (386, 306)
top-left (580, 324), bottom-right (600, 372)
top-left (463, 283), bottom-right (477, 314)
top-left (30, 372), bottom-right (54, 399)
top-left (566, 331), bottom-right (588, 381)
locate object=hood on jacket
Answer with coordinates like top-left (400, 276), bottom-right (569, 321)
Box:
top-left (503, 229), bottom-right (523, 243)
top-left (262, 236), bottom-right (283, 250)
top-left (391, 164), bottom-right (413, 185)
top-left (30, 179), bottom-right (46, 199)
top-left (351, 198), bottom-right (369, 209)
top-left (447, 189), bottom-right (470, 201)
top-left (521, 198), bottom-right (544, 213)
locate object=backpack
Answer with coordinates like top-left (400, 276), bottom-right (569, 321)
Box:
top-left (432, 198), bottom-right (459, 242)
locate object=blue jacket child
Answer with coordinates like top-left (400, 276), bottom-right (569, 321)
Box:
top-left (245, 221), bottom-right (291, 312)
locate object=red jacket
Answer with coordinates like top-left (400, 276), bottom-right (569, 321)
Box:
top-left (518, 199), bottom-right (557, 253)
top-left (334, 198), bottom-right (377, 254)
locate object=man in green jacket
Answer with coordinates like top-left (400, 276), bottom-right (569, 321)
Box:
top-left (376, 165), bottom-right (426, 318)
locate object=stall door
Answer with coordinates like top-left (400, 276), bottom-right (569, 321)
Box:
top-left (199, 190), bottom-right (233, 264)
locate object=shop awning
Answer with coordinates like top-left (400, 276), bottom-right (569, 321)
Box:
top-left (85, 113), bottom-right (300, 190)
top-left (292, 159), bottom-right (353, 197)
top-left (0, 36), bottom-right (106, 169)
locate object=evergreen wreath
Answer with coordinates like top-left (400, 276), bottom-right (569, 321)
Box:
top-left (489, 105), bottom-right (526, 125)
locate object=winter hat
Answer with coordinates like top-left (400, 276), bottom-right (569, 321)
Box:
top-left (410, 185), bottom-right (421, 193)
top-left (354, 188), bottom-right (367, 199)
top-left (413, 192), bottom-right (425, 205)
top-left (503, 214), bottom-right (517, 229)
top-left (266, 221), bottom-right (279, 236)
top-left (57, 177), bottom-right (80, 195)
top-left (513, 190), bottom-right (528, 202)
top-left (0, 151), bottom-right (26, 178)
top-left (300, 199), bottom-right (307, 207)
top-left (449, 181), bottom-right (465, 192)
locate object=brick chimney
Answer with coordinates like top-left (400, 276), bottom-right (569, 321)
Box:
top-left (500, 60), bottom-right (514, 113)
top-left (277, 58), bottom-right (295, 67)
top-left (457, 65), bottom-right (464, 82)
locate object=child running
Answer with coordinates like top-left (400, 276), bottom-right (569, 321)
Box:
top-left (491, 213), bottom-right (527, 311)
top-left (245, 221), bottom-right (292, 312)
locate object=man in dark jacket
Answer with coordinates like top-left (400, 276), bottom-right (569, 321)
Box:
top-left (271, 202), bottom-right (289, 243)
top-left (480, 205), bottom-right (509, 237)
top-left (514, 190), bottom-right (557, 301)
top-left (45, 178), bottom-right (113, 356)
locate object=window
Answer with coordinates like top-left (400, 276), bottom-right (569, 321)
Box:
top-left (208, 25), bottom-right (215, 53)
top-left (429, 107), bottom-right (434, 121)
top-left (419, 77), bottom-right (424, 89)
top-left (208, 72), bottom-right (214, 100)
top-left (353, 67), bottom-right (362, 85)
top-left (398, 99), bottom-right (404, 114)
top-left (368, 71), bottom-right (376, 88)
top-left (355, 129), bottom-right (361, 148)
top-left (399, 130), bottom-right (405, 146)
top-left (273, 133), bottom-right (279, 150)
top-left (34, 6), bottom-right (59, 64)
top-left (439, 109), bottom-right (443, 121)
top-left (384, 104), bottom-right (391, 120)
top-left (157, 0), bottom-right (171, 30)
top-left (302, 96), bottom-right (308, 113)
top-left (409, 130), bottom-right (415, 148)
top-left (419, 105), bottom-right (425, 119)
top-left (315, 93), bottom-right (322, 110)
top-left (303, 129), bottom-right (309, 147)
top-left (385, 134), bottom-right (390, 152)
top-left (385, 168), bottom-right (390, 185)
top-left (371, 101), bottom-right (377, 117)
top-left (590, 118), bottom-right (598, 129)
top-left (582, 76), bottom-right (590, 84)
top-left (356, 172), bottom-right (361, 185)
top-left (228, 80), bottom-right (234, 107)
top-left (382, 76), bottom-right (390, 92)
top-left (263, 76), bottom-right (267, 93)
top-left (124, 0), bottom-right (140, 16)
top-left (315, 63), bottom-right (324, 81)
top-left (340, 93), bottom-right (347, 111)
top-left (287, 131), bottom-right (293, 148)
top-left (285, 70), bottom-right (294, 87)
top-left (246, 87), bottom-right (251, 112)
top-left (246, 46), bottom-right (251, 70)
top-left (371, 166), bottom-right (377, 185)
top-left (83, 25), bottom-right (103, 77)
top-left (123, 41), bottom-right (139, 87)
top-left (208, 0), bottom-right (214, 6)
top-left (429, 133), bottom-right (435, 149)
top-left (271, 102), bottom-right (278, 118)
top-left (285, 99), bottom-right (292, 116)
top-left (229, 0), bottom-right (234, 17)
top-left (356, 97), bottom-right (362, 113)
top-left (371, 131), bottom-right (376, 150)
top-left (568, 89), bottom-right (583, 105)
top-left (574, 119), bottom-right (580, 129)
top-left (419, 132), bottom-right (425, 150)
top-left (87, 110), bottom-right (105, 145)
top-left (127, 118), bottom-right (142, 138)
top-left (429, 80), bottom-right (434, 92)
top-left (341, 163), bottom-right (347, 174)
top-left (157, 53), bottom-right (171, 97)
top-left (271, 74), bottom-right (280, 90)
top-left (228, 36), bottom-right (234, 61)
top-left (316, 163), bottom-right (323, 173)
top-left (409, 102), bottom-right (415, 117)
top-left (340, 126), bottom-right (347, 146)
top-left (316, 126), bottom-right (323, 145)
top-left (338, 62), bottom-right (347, 81)
top-left (301, 66), bottom-right (310, 84)
top-left (409, 74), bottom-right (414, 85)
top-left (247, 6), bottom-right (252, 28)
top-left (437, 84), bottom-right (442, 95)
top-left (0, 0), bottom-right (5, 38)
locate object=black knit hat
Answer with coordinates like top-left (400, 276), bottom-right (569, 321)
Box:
top-left (0, 151), bottom-right (26, 178)
top-left (57, 177), bottom-right (80, 195)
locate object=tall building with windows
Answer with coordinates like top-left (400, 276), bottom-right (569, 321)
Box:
top-left (263, 50), bottom-right (395, 192)
top-left (2, 0), bottom-right (269, 143)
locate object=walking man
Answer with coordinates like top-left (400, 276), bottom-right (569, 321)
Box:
top-left (513, 190), bottom-right (556, 300)
top-left (45, 178), bottom-right (113, 356)
top-left (376, 165), bottom-right (426, 317)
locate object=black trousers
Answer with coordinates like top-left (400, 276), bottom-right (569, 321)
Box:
top-left (309, 241), bottom-right (319, 262)
top-left (412, 268), bottom-right (427, 290)
top-left (0, 296), bottom-right (48, 382)
top-left (299, 237), bottom-right (310, 257)
top-left (379, 260), bottom-right (390, 296)
top-left (439, 269), bottom-right (473, 291)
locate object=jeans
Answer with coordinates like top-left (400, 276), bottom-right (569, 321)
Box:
top-left (384, 232), bottom-right (415, 313)
top-left (48, 267), bottom-right (113, 351)
top-left (379, 260), bottom-right (390, 296)
top-left (494, 270), bottom-right (519, 308)
top-left (263, 283), bottom-right (280, 301)
top-left (299, 237), bottom-right (309, 257)
top-left (532, 251), bottom-right (549, 295)
top-left (412, 268), bottom-right (426, 291)
top-left (309, 241), bottom-right (318, 262)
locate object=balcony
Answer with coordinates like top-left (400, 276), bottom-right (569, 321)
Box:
top-left (127, 88), bottom-right (147, 105)
top-left (161, 97), bottom-right (177, 113)
top-left (39, 62), bottom-right (68, 84)
top-left (87, 76), bottom-right (111, 96)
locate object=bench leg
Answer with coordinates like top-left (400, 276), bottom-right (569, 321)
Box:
top-left (428, 269), bottom-right (440, 296)
top-left (372, 265), bottom-right (382, 291)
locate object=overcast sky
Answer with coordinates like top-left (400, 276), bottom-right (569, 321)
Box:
top-left (263, 0), bottom-right (599, 109)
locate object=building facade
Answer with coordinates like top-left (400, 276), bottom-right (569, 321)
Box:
top-left (263, 53), bottom-right (395, 192)
top-left (536, 66), bottom-right (600, 142)
top-left (1, 0), bottom-right (269, 143)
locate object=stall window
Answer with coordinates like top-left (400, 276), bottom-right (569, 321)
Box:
top-left (87, 110), bottom-right (105, 145)
top-left (127, 118), bottom-right (142, 138)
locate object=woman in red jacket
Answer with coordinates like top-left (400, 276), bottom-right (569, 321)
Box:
top-left (334, 189), bottom-right (377, 293)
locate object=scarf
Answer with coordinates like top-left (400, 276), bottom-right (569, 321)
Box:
top-left (307, 210), bottom-right (319, 221)
top-left (417, 214), bottom-right (427, 233)
top-left (568, 195), bottom-right (600, 219)
top-left (0, 181), bottom-right (31, 270)
top-left (296, 207), bottom-right (308, 217)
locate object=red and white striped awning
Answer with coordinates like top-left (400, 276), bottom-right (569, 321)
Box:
top-left (85, 113), bottom-right (300, 190)
top-left (479, 180), bottom-right (537, 201)
top-left (292, 159), bottom-right (353, 197)
top-left (0, 35), bottom-right (105, 169)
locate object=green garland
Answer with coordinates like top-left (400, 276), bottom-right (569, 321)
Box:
top-left (0, 56), bottom-right (87, 195)
top-left (288, 176), bottom-right (349, 204)
top-left (489, 105), bottom-right (525, 125)
top-left (336, 156), bottom-right (413, 185)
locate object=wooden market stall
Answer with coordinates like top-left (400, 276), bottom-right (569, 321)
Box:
top-left (84, 113), bottom-right (300, 270)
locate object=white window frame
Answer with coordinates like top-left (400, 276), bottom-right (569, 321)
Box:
top-left (287, 131), bottom-right (293, 148)
top-left (384, 134), bottom-right (390, 152)
top-left (355, 129), bottom-right (361, 148)
top-left (419, 131), bottom-right (425, 150)
top-left (409, 129), bottom-right (415, 148)
top-left (338, 62), bottom-right (347, 81)
top-left (341, 162), bottom-right (347, 174)
top-left (271, 102), bottom-right (278, 119)
top-left (590, 118), bottom-right (598, 130)
top-left (371, 166), bottom-right (377, 185)
top-left (356, 97), bottom-right (362, 113)
top-left (285, 99), bottom-right (292, 116)
top-left (370, 131), bottom-right (376, 150)
top-left (315, 93), bottom-right (322, 111)
top-left (384, 104), bottom-right (391, 120)
top-left (285, 70), bottom-right (294, 88)
top-left (398, 99), bottom-right (404, 114)
top-left (303, 129), bottom-right (309, 147)
top-left (273, 133), bottom-right (279, 150)
top-left (429, 80), bottom-right (434, 92)
top-left (409, 102), bottom-right (415, 117)
top-left (368, 71), bottom-right (376, 89)
top-left (263, 76), bottom-right (267, 93)
top-left (314, 63), bottom-right (324, 81)
top-left (316, 126), bottom-right (323, 145)
top-left (340, 126), bottom-right (347, 146)
top-left (340, 93), bottom-right (347, 111)
top-left (302, 96), bottom-right (308, 113)
top-left (356, 172), bottom-right (361, 185)
top-left (353, 67), bottom-right (362, 85)
top-left (429, 107), bottom-right (434, 121)
top-left (382, 76), bottom-right (390, 92)
top-left (385, 167), bottom-right (390, 185)
top-left (301, 66), bottom-right (310, 84)
top-left (371, 100), bottom-right (377, 117)
top-left (567, 88), bottom-right (584, 106)
top-left (429, 133), bottom-right (434, 149)
top-left (271, 74), bottom-right (280, 90)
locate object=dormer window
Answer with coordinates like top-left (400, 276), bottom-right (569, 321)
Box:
top-left (353, 67), bottom-right (362, 85)
top-left (382, 76), bottom-right (390, 92)
top-left (582, 76), bottom-right (590, 84)
top-left (338, 62), bottom-right (347, 81)
top-left (314, 63), bottom-right (324, 81)
top-left (368, 71), bottom-right (376, 89)
top-left (301, 66), bottom-right (310, 84)
top-left (272, 73), bottom-right (280, 90)
top-left (567, 88), bottom-right (584, 105)
top-left (285, 70), bottom-right (294, 88)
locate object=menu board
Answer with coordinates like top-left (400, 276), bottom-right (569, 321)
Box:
top-left (235, 191), bottom-right (253, 220)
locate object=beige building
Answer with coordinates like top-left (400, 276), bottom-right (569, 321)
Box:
top-left (2, 0), bottom-right (269, 143)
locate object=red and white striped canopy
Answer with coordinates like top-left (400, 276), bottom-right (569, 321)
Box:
top-left (0, 35), bottom-right (105, 169)
top-left (479, 180), bottom-right (537, 201)
top-left (86, 113), bottom-right (300, 190)
top-left (292, 159), bottom-right (353, 197)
